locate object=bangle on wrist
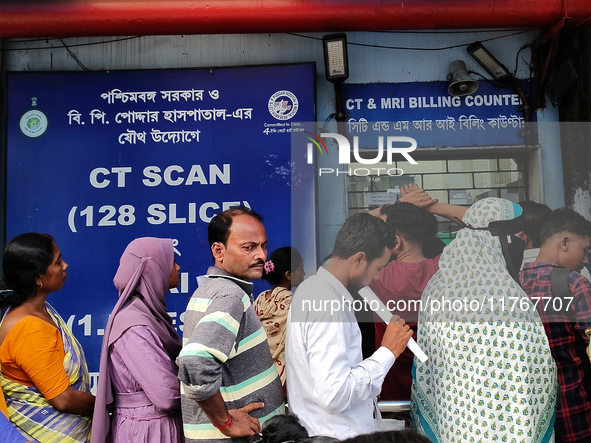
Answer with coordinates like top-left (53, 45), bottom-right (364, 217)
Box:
top-left (213, 414), bottom-right (232, 431)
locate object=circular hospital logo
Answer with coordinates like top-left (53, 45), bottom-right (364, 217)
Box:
top-left (20, 109), bottom-right (49, 138)
top-left (268, 90), bottom-right (299, 121)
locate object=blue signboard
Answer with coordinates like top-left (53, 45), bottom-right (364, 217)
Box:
top-left (342, 80), bottom-right (535, 147)
top-left (6, 64), bottom-right (316, 381)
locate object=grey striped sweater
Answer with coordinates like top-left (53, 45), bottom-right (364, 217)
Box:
top-left (177, 266), bottom-right (284, 443)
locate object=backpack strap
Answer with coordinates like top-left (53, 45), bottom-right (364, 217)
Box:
top-left (550, 266), bottom-right (571, 299)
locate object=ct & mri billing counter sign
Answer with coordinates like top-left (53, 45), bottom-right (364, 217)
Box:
top-left (341, 80), bottom-right (535, 148)
top-left (6, 64), bottom-right (315, 381)
top-left (303, 80), bottom-right (533, 182)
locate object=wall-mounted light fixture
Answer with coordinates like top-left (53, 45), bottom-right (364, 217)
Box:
top-left (447, 60), bottom-right (479, 96)
top-left (323, 33), bottom-right (349, 132)
top-left (467, 41), bottom-right (511, 83)
top-left (322, 33), bottom-right (349, 84)
top-left (467, 40), bottom-right (534, 144)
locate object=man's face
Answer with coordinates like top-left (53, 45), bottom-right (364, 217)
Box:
top-left (215, 213), bottom-right (268, 281)
top-left (350, 247), bottom-right (391, 290)
top-left (562, 234), bottom-right (591, 273)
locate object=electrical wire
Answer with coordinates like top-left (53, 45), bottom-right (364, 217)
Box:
top-left (1, 29), bottom-right (540, 76)
top-left (1, 36), bottom-right (142, 52)
top-left (287, 29), bottom-right (539, 51)
top-left (513, 45), bottom-right (532, 78)
top-left (59, 38), bottom-right (89, 70)
top-left (2, 30), bottom-right (539, 53)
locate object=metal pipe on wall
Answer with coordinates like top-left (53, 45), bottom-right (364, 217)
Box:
top-left (0, 0), bottom-right (590, 38)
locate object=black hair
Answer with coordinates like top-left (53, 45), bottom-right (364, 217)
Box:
top-left (261, 414), bottom-right (309, 443)
top-left (540, 208), bottom-right (591, 245)
top-left (382, 202), bottom-right (427, 245)
top-left (208, 206), bottom-right (264, 249)
top-left (519, 200), bottom-right (552, 248)
top-left (332, 213), bottom-right (395, 263)
top-left (383, 202), bottom-right (445, 258)
top-left (422, 237), bottom-right (446, 259)
top-left (0, 233), bottom-right (56, 309)
top-left (261, 247), bottom-right (303, 286)
top-left (421, 210), bottom-right (439, 237)
top-left (340, 430), bottom-right (431, 443)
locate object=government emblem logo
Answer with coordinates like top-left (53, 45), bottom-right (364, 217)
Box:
top-left (268, 90), bottom-right (299, 121)
top-left (20, 97), bottom-right (48, 138)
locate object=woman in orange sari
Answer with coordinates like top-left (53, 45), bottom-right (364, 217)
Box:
top-left (0, 233), bottom-right (94, 443)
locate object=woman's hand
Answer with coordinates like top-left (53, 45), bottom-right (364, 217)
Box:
top-left (48, 386), bottom-right (95, 417)
top-left (399, 184), bottom-right (439, 208)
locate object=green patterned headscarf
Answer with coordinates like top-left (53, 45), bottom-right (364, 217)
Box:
top-left (411, 198), bottom-right (558, 443)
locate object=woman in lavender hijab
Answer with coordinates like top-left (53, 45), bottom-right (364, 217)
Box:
top-left (91, 238), bottom-right (184, 443)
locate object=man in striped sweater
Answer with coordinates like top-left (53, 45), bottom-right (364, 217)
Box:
top-left (177, 207), bottom-right (284, 443)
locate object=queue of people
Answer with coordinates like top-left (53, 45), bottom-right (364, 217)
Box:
top-left (398, 185), bottom-right (591, 443)
top-left (1, 192), bottom-right (590, 443)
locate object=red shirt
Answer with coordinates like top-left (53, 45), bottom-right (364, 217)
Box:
top-left (370, 256), bottom-right (439, 400)
top-left (520, 262), bottom-right (591, 443)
